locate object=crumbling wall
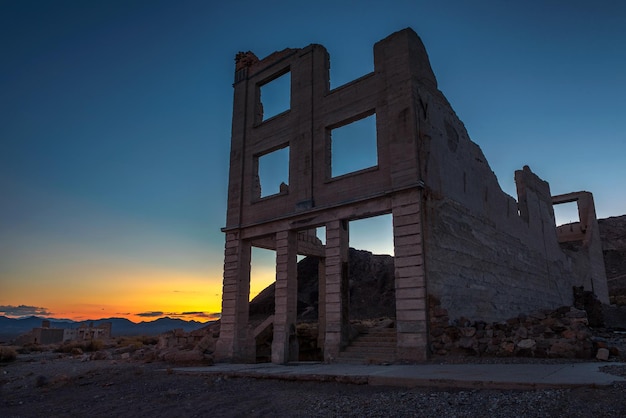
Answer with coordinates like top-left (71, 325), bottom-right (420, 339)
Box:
top-left (408, 43), bottom-right (602, 321)
top-left (554, 192), bottom-right (609, 302)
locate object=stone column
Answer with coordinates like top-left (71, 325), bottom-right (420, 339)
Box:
top-left (392, 189), bottom-right (429, 361)
top-left (271, 230), bottom-right (298, 364)
top-left (215, 232), bottom-right (253, 362)
top-left (317, 259), bottom-right (326, 351)
top-left (324, 220), bottom-right (349, 361)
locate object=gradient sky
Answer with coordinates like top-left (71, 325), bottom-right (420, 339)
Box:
top-left (1, 0), bottom-right (624, 322)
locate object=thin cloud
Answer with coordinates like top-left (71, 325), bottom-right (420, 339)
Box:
top-left (0, 304), bottom-right (52, 317)
top-left (137, 311), bottom-right (220, 320)
top-left (136, 311), bottom-right (164, 317)
top-left (176, 311), bottom-right (220, 319)
top-left (187, 312), bottom-right (221, 320)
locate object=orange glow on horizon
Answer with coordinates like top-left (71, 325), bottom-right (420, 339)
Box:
top-left (1, 264), bottom-right (225, 324)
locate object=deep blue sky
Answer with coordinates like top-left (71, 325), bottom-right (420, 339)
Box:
top-left (1, 0), bottom-right (624, 320)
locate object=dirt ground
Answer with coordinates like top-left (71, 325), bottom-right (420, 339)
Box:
top-left (2, 352), bottom-right (626, 418)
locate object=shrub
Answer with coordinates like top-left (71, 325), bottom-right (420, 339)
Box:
top-left (0, 346), bottom-right (17, 362)
top-left (116, 335), bottom-right (158, 351)
top-left (16, 343), bottom-right (45, 354)
top-left (85, 339), bottom-right (103, 352)
top-left (56, 339), bottom-right (104, 354)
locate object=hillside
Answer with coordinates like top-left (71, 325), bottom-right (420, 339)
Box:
top-left (249, 248), bottom-right (395, 322)
top-left (0, 316), bottom-right (207, 343)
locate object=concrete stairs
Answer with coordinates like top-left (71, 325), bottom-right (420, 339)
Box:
top-left (337, 328), bottom-right (397, 364)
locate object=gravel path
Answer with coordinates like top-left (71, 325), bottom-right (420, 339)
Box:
top-left (1, 353), bottom-right (626, 417)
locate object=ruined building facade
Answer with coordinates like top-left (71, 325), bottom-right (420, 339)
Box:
top-left (15, 320), bottom-right (112, 345)
top-left (215, 28), bottom-right (608, 363)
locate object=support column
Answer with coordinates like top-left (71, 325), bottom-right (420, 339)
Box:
top-left (215, 232), bottom-right (253, 362)
top-left (272, 230), bottom-right (298, 364)
top-left (324, 220), bottom-right (349, 361)
top-left (392, 189), bottom-right (429, 361)
top-left (317, 259), bottom-right (326, 350)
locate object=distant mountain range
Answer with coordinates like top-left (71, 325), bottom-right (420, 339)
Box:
top-left (0, 316), bottom-right (210, 342)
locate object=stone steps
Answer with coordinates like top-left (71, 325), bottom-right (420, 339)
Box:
top-left (336, 328), bottom-right (397, 364)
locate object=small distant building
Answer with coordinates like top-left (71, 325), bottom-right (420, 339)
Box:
top-left (15, 320), bottom-right (112, 345)
top-left (31, 320), bottom-right (64, 345)
top-left (64, 322), bottom-right (112, 341)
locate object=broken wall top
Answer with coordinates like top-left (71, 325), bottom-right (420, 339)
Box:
top-left (225, 28), bottom-right (449, 231)
top-left (224, 28), bottom-right (565, 243)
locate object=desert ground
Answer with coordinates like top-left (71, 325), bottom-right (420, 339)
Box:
top-left (2, 349), bottom-right (626, 418)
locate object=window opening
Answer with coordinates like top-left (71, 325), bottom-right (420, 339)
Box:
top-left (257, 146), bottom-right (289, 198)
top-left (330, 113), bottom-right (377, 178)
top-left (553, 201), bottom-right (580, 227)
top-left (260, 71), bottom-right (290, 121)
top-left (349, 214), bottom-right (393, 256)
top-left (316, 226), bottom-right (326, 245)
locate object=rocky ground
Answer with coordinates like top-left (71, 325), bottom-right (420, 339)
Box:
top-left (1, 351), bottom-right (626, 418)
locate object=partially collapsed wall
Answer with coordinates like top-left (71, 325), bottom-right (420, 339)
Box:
top-left (216, 28), bottom-right (608, 363)
top-left (412, 53), bottom-right (609, 320)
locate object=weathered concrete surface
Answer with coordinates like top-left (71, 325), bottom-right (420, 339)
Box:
top-left (175, 362), bottom-right (626, 390)
top-left (216, 27), bottom-right (609, 364)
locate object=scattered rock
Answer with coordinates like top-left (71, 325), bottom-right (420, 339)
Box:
top-left (173, 350), bottom-right (209, 365)
top-left (596, 348), bottom-right (610, 361)
top-left (91, 350), bottom-right (111, 361)
top-left (35, 375), bottom-right (48, 387)
top-left (517, 339), bottom-right (536, 350)
top-left (460, 327), bottom-right (476, 337)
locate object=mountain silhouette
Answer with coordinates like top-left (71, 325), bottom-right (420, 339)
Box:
top-left (0, 315), bottom-right (209, 342)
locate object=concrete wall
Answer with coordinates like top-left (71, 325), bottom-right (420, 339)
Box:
top-left (409, 49), bottom-right (609, 320)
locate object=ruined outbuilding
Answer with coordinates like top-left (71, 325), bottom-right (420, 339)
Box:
top-left (15, 320), bottom-right (112, 345)
top-left (215, 28), bottom-right (608, 364)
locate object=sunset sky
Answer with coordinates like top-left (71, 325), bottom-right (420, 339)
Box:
top-left (1, 1), bottom-right (625, 323)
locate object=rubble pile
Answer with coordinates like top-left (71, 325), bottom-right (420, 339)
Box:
top-left (154, 323), bottom-right (219, 365)
top-left (428, 296), bottom-right (618, 359)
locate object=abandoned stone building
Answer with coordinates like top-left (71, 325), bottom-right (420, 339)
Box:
top-left (215, 28), bottom-right (609, 364)
top-left (15, 320), bottom-right (112, 345)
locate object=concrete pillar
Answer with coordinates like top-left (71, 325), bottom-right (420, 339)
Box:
top-left (392, 189), bottom-right (429, 361)
top-left (317, 259), bottom-right (326, 350)
top-left (324, 220), bottom-right (349, 361)
top-left (215, 232), bottom-right (253, 362)
top-left (271, 230), bottom-right (299, 363)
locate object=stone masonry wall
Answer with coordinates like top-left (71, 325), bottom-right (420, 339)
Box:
top-left (428, 296), bottom-right (594, 359)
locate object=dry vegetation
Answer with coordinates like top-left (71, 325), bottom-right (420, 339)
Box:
top-left (0, 346), bottom-right (17, 363)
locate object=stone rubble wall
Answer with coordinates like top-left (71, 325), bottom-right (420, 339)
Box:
top-left (428, 296), bottom-right (596, 359)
